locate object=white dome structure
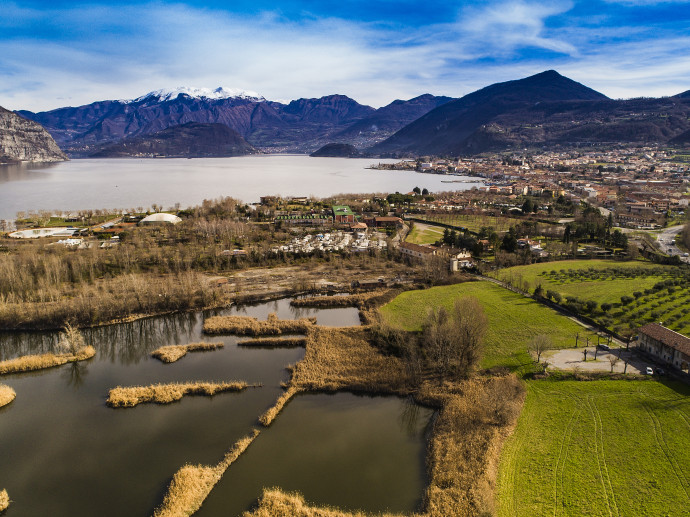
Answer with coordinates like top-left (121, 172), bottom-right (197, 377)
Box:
top-left (139, 213), bottom-right (182, 225)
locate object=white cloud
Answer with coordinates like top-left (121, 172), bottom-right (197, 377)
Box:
top-left (0, 1), bottom-right (688, 112)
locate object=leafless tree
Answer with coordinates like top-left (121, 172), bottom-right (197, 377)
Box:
top-left (608, 355), bottom-right (620, 373)
top-left (528, 334), bottom-right (552, 363)
top-left (423, 296), bottom-right (488, 380)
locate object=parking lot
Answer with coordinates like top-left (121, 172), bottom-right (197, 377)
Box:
top-left (543, 346), bottom-right (653, 375)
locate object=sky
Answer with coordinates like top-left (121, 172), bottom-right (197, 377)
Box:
top-left (2, 0), bottom-right (690, 112)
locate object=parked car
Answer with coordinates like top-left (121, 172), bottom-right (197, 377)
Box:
top-left (645, 367), bottom-right (654, 375)
top-left (598, 343), bottom-right (610, 351)
top-left (655, 367), bottom-right (665, 376)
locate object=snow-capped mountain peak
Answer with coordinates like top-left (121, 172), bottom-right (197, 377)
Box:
top-left (130, 86), bottom-right (265, 103)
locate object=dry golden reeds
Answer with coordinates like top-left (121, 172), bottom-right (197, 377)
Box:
top-left (246, 488), bottom-right (406, 517)
top-left (0, 346), bottom-right (96, 375)
top-left (107, 381), bottom-right (258, 408)
top-left (0, 489), bottom-right (9, 512)
top-left (151, 342), bottom-right (224, 363)
top-left (0, 385), bottom-right (16, 408)
top-left (203, 313), bottom-right (316, 336)
top-left (237, 337), bottom-right (307, 348)
top-left (153, 429), bottom-right (260, 517)
top-left (290, 290), bottom-right (391, 309)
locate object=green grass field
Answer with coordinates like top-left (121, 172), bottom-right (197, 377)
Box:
top-left (498, 380), bottom-right (690, 516)
top-left (379, 281), bottom-right (597, 373)
top-left (406, 224), bottom-right (444, 245)
top-left (490, 260), bottom-right (690, 337)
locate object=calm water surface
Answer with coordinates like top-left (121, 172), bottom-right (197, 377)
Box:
top-left (0, 299), bottom-right (433, 516)
top-left (0, 155), bottom-right (483, 220)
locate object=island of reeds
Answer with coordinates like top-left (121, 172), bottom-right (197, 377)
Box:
top-left (203, 313), bottom-right (316, 336)
top-left (106, 381), bottom-right (258, 408)
top-left (151, 342), bottom-right (224, 363)
top-left (0, 384), bottom-right (16, 408)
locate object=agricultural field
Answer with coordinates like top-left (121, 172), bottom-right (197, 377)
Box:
top-left (379, 280), bottom-right (598, 374)
top-left (491, 260), bottom-right (690, 337)
top-left (497, 380), bottom-right (690, 516)
top-left (416, 213), bottom-right (523, 233)
top-left (405, 223), bottom-right (444, 245)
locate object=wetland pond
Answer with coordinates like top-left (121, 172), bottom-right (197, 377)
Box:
top-left (0, 298), bottom-right (433, 516)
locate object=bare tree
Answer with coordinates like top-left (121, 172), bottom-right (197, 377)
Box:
top-left (528, 334), bottom-right (552, 363)
top-left (57, 323), bottom-right (86, 355)
top-left (608, 355), bottom-right (620, 373)
top-left (423, 296), bottom-right (488, 380)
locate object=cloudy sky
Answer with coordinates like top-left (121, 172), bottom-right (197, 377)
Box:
top-left (2, 0), bottom-right (690, 112)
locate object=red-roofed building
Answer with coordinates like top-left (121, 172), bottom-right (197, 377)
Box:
top-left (637, 323), bottom-right (690, 373)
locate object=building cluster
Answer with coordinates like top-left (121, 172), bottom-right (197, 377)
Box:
top-left (272, 230), bottom-right (388, 254)
top-left (378, 146), bottom-right (689, 229)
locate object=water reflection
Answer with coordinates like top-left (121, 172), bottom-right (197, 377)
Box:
top-left (0, 162), bottom-right (56, 183)
top-left (0, 298), bottom-right (361, 364)
top-left (61, 360), bottom-right (89, 390)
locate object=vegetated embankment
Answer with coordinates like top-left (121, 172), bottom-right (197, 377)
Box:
top-left (252, 325), bottom-right (526, 517)
top-left (0, 384), bottom-right (16, 408)
top-left (203, 313), bottom-right (316, 336)
top-left (151, 342), bottom-right (224, 363)
top-left (152, 429), bottom-right (260, 517)
top-left (0, 346), bottom-right (96, 375)
top-left (0, 489), bottom-right (9, 512)
top-left (237, 337), bottom-right (307, 348)
top-left (106, 381), bottom-right (257, 408)
top-left (290, 289), bottom-right (394, 309)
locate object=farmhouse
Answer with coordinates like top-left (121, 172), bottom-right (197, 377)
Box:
top-left (399, 241), bottom-right (437, 261)
top-left (637, 323), bottom-right (690, 373)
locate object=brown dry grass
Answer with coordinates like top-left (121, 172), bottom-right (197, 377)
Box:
top-left (107, 381), bottom-right (257, 408)
top-left (0, 384), bottom-right (16, 408)
top-left (151, 342), bottom-right (224, 363)
top-left (290, 290), bottom-right (392, 309)
top-left (203, 313), bottom-right (316, 336)
top-left (153, 429), bottom-right (260, 517)
top-left (237, 337), bottom-right (307, 348)
top-left (252, 324), bottom-right (526, 517)
top-left (246, 488), bottom-right (405, 517)
top-left (0, 489), bottom-right (8, 512)
top-left (0, 346), bottom-right (96, 375)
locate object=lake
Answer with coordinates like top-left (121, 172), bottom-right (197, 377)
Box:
top-left (0, 155), bottom-right (483, 220)
top-left (0, 298), bottom-right (433, 516)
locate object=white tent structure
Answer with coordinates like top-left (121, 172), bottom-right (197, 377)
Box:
top-left (138, 213), bottom-right (182, 225)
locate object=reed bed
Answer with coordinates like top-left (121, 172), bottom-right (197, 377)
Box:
top-left (252, 324), bottom-right (525, 517)
top-left (153, 429), bottom-right (260, 517)
top-left (237, 337), bottom-right (307, 348)
top-left (107, 381), bottom-right (257, 408)
top-left (0, 489), bottom-right (9, 512)
top-left (0, 385), bottom-right (16, 408)
top-left (203, 313), bottom-right (316, 336)
top-left (247, 488), bottom-right (405, 517)
top-left (151, 342), bottom-right (225, 363)
top-left (0, 346), bottom-right (96, 375)
top-left (290, 290), bottom-right (391, 309)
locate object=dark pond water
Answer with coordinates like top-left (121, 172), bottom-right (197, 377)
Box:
top-left (0, 299), bottom-right (432, 516)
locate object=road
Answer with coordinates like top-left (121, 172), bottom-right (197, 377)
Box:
top-left (655, 225), bottom-right (689, 263)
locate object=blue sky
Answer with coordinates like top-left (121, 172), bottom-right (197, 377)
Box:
top-left (2, 0), bottom-right (690, 111)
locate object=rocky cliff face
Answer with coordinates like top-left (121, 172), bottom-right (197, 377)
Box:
top-left (0, 106), bottom-right (67, 163)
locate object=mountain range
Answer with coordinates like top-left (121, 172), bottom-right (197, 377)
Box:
top-left (18, 89), bottom-right (451, 156)
top-left (10, 71), bottom-right (690, 161)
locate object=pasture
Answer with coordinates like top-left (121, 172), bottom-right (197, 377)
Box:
top-left (497, 380), bottom-right (690, 516)
top-left (379, 280), bottom-right (598, 373)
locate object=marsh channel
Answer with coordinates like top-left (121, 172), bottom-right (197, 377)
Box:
top-left (0, 298), bottom-right (433, 516)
